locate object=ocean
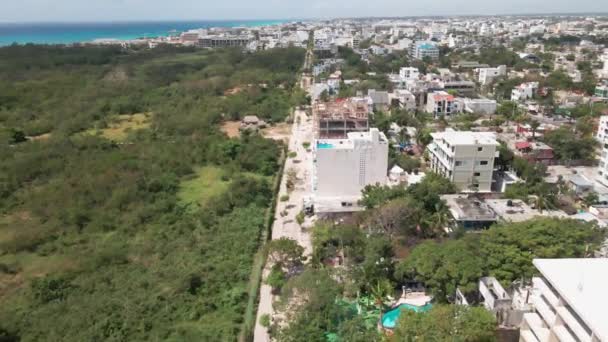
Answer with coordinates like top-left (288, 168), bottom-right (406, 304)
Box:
top-left (0, 20), bottom-right (287, 46)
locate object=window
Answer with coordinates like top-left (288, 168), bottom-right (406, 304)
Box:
top-left (479, 160), bottom-right (489, 165)
top-left (474, 172), bottom-right (481, 177)
top-left (477, 147), bottom-right (483, 152)
top-left (455, 161), bottom-right (463, 166)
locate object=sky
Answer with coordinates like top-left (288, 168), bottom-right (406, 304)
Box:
top-left (2, 0), bottom-right (608, 22)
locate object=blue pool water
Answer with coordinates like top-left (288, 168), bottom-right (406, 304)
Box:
top-left (0, 20), bottom-right (287, 46)
top-left (381, 303), bottom-right (433, 329)
top-left (317, 143), bottom-right (334, 149)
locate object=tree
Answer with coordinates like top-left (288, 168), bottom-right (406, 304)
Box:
top-left (393, 305), bottom-right (496, 342)
top-left (395, 239), bottom-right (484, 302)
top-left (319, 89), bottom-right (330, 102)
top-left (528, 119), bottom-right (541, 139)
top-left (360, 184), bottom-right (408, 209)
top-left (480, 218), bottom-right (604, 285)
top-left (266, 238), bottom-right (305, 274)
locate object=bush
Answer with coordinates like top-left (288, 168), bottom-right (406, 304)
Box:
top-left (280, 195), bottom-right (290, 202)
top-left (288, 151), bottom-right (297, 158)
top-left (259, 314), bottom-right (271, 328)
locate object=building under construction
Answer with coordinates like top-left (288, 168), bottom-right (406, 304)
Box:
top-left (313, 98), bottom-right (369, 138)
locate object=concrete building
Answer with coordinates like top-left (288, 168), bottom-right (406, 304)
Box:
top-left (520, 258), bottom-right (608, 342)
top-left (391, 89), bottom-right (417, 111)
top-left (464, 98), bottom-right (497, 115)
top-left (313, 128), bottom-right (389, 213)
top-left (198, 35), bottom-right (250, 48)
top-left (595, 85), bottom-right (608, 99)
top-left (313, 98), bottom-right (369, 138)
top-left (478, 65), bottom-right (507, 85)
top-left (427, 131), bottom-right (499, 192)
top-left (442, 194), bottom-right (497, 230)
top-left (512, 82), bottom-right (539, 102)
top-left (399, 67), bottom-right (420, 80)
top-left (410, 41), bottom-right (440, 60)
top-left (485, 199), bottom-right (568, 222)
top-left (426, 91), bottom-right (460, 118)
top-left (597, 116), bottom-right (608, 186)
top-left (440, 81), bottom-right (477, 97)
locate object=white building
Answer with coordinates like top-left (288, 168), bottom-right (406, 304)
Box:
top-left (596, 116), bottom-right (608, 186)
top-left (426, 91), bottom-right (460, 118)
top-left (313, 128), bottom-right (389, 213)
top-left (512, 82), bottom-right (539, 102)
top-left (399, 67), bottom-right (420, 80)
top-left (410, 41), bottom-right (440, 60)
top-left (427, 131), bottom-right (499, 192)
top-left (464, 98), bottom-right (498, 115)
top-left (478, 65), bottom-right (507, 85)
top-left (520, 258), bottom-right (608, 342)
top-left (392, 89), bottom-right (417, 111)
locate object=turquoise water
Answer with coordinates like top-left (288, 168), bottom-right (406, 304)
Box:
top-left (317, 142), bottom-right (334, 149)
top-left (0, 20), bottom-right (287, 46)
top-left (381, 303), bottom-right (433, 329)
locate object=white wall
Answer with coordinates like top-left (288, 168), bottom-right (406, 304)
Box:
top-left (314, 129), bottom-right (388, 199)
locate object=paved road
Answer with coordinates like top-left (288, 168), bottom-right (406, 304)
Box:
top-left (253, 107), bottom-right (314, 342)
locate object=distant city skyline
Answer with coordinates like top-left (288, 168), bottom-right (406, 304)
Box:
top-left (2, 0), bottom-right (608, 23)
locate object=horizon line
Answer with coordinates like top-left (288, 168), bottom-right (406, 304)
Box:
top-left (1, 11), bottom-right (608, 24)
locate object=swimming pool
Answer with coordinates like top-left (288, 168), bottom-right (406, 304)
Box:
top-left (317, 142), bottom-right (334, 149)
top-left (380, 303), bottom-right (433, 329)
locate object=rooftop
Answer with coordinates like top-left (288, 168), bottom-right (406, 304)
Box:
top-left (442, 195), bottom-right (497, 221)
top-left (485, 199), bottom-right (568, 222)
top-left (431, 131), bottom-right (499, 146)
top-left (314, 98), bottom-right (369, 121)
top-left (534, 258), bottom-right (608, 342)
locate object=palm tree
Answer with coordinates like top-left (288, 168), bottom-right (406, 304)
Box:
top-left (529, 119), bottom-right (541, 140)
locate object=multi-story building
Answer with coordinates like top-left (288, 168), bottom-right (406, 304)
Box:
top-left (399, 67), bottom-right (420, 80)
top-left (520, 258), bottom-right (608, 342)
top-left (596, 116), bottom-right (608, 185)
top-left (313, 128), bottom-right (389, 213)
top-left (464, 98), bottom-right (497, 115)
top-left (426, 91), bottom-right (460, 118)
top-left (595, 84), bottom-right (608, 99)
top-left (410, 41), bottom-right (440, 60)
top-left (313, 98), bottom-right (369, 139)
top-left (198, 35), bottom-right (250, 48)
top-left (512, 82), bottom-right (539, 102)
top-left (478, 65), bottom-right (507, 85)
top-left (427, 131), bottom-right (499, 192)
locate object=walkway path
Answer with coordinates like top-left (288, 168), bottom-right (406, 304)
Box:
top-left (253, 106), bottom-right (314, 342)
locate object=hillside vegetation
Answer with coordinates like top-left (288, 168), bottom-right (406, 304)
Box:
top-left (0, 44), bottom-right (305, 341)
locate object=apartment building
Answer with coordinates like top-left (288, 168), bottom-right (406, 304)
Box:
top-left (313, 128), bottom-right (389, 213)
top-left (426, 91), bottom-right (460, 118)
top-left (520, 258), bottom-right (608, 342)
top-left (198, 35), bottom-right (250, 48)
top-left (399, 67), bottom-right (420, 80)
top-left (478, 65), bottom-right (507, 85)
top-left (595, 85), bottom-right (608, 99)
top-left (464, 98), bottom-right (497, 115)
top-left (427, 131), bottom-right (499, 192)
top-left (596, 116), bottom-right (608, 186)
top-left (512, 82), bottom-right (539, 101)
top-left (410, 41), bottom-right (440, 60)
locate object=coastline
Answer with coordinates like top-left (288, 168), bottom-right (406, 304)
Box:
top-left (0, 20), bottom-right (288, 46)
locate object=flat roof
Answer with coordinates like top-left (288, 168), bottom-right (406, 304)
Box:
top-left (431, 131), bottom-right (499, 146)
top-left (534, 258), bottom-right (608, 341)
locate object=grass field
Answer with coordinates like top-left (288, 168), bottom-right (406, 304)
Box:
top-left (84, 113), bottom-right (151, 141)
top-left (177, 166), bottom-right (231, 210)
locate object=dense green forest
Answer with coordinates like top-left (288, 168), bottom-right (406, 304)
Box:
top-left (0, 44), bottom-right (305, 341)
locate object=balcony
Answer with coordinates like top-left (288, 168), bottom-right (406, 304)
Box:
top-left (523, 313), bottom-right (550, 342)
top-left (556, 306), bottom-right (593, 342)
top-left (531, 294), bottom-right (556, 327)
top-left (552, 325), bottom-right (578, 342)
top-left (532, 277), bottom-right (560, 308)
